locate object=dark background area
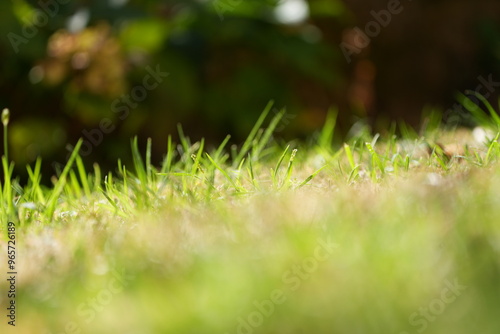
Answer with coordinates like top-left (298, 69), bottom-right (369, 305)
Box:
top-left (1, 0), bottom-right (500, 180)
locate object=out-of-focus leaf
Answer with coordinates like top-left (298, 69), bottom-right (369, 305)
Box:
top-left (309, 0), bottom-right (346, 17)
top-left (120, 19), bottom-right (169, 53)
top-left (12, 0), bottom-right (35, 25)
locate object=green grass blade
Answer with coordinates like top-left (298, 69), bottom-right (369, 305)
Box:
top-left (272, 145), bottom-right (290, 186)
top-left (298, 165), bottom-right (327, 188)
top-left (233, 100), bottom-right (274, 167)
top-left (253, 108), bottom-right (285, 161)
top-left (76, 156), bottom-right (91, 198)
top-left (457, 92), bottom-right (490, 126)
top-left (177, 123), bottom-right (191, 156)
top-left (26, 157), bottom-right (45, 203)
top-left (161, 135), bottom-right (175, 174)
top-left (69, 170), bottom-right (81, 198)
top-left (190, 138), bottom-right (205, 175)
top-left (282, 149), bottom-right (297, 188)
top-left (318, 108), bottom-right (338, 149)
top-left (344, 143), bottom-right (356, 170)
top-left (485, 132), bottom-right (500, 165)
top-left (45, 139), bottom-right (83, 219)
top-left (465, 91), bottom-right (500, 128)
top-left (146, 137), bottom-right (153, 182)
top-left (247, 154), bottom-right (259, 190)
top-left (214, 135), bottom-right (231, 161)
top-left (131, 137), bottom-right (147, 186)
top-left (365, 142), bottom-right (385, 174)
top-left (206, 153), bottom-right (243, 192)
top-left (2, 156), bottom-right (15, 219)
top-left (93, 163), bottom-right (102, 190)
top-left (347, 165), bottom-right (359, 183)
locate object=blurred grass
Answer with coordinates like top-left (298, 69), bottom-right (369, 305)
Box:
top-left (1, 108), bottom-right (500, 334)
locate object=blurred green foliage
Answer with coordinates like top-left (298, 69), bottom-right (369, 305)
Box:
top-left (2, 0), bottom-right (500, 181)
top-left (0, 0), bottom-right (347, 176)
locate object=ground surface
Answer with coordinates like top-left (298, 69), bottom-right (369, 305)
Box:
top-left (1, 111), bottom-right (500, 333)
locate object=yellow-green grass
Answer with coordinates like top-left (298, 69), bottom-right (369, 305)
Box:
top-left (1, 106), bottom-right (500, 334)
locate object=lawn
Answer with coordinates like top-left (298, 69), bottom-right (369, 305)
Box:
top-left (1, 103), bottom-right (500, 334)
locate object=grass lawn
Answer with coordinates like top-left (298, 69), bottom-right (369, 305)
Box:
top-left (1, 103), bottom-right (500, 334)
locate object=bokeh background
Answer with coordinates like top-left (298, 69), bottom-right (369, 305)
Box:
top-left (1, 0), bottom-right (500, 179)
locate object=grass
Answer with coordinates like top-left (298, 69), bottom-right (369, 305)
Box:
top-left (1, 104), bottom-right (500, 334)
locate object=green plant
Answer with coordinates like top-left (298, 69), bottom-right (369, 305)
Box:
top-left (2, 103), bottom-right (500, 334)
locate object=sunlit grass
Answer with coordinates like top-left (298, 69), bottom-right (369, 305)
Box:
top-left (1, 103), bottom-right (500, 333)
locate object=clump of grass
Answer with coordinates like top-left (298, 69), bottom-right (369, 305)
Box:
top-left (1, 100), bottom-right (500, 334)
